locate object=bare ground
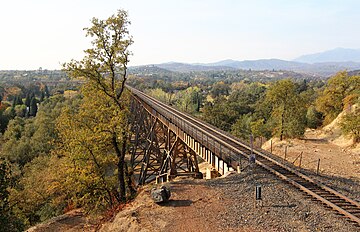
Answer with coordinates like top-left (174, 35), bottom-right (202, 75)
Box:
top-left (261, 128), bottom-right (360, 179)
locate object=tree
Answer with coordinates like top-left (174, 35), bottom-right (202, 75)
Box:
top-left (56, 84), bottom-right (128, 209)
top-left (340, 109), bottom-right (360, 143)
top-left (0, 159), bottom-right (24, 231)
top-left (0, 96), bottom-right (70, 227)
top-left (202, 96), bottom-right (252, 131)
top-left (1, 96), bottom-right (64, 168)
top-left (11, 95), bottom-right (24, 108)
top-left (25, 93), bottom-right (31, 107)
top-left (175, 86), bottom-right (202, 114)
top-left (147, 88), bottom-right (173, 105)
top-left (0, 106), bottom-right (10, 133)
top-left (210, 81), bottom-right (230, 98)
top-left (14, 105), bottom-right (27, 117)
top-left (29, 97), bottom-right (37, 117)
top-left (40, 91), bottom-right (45, 102)
top-left (316, 71), bottom-right (360, 124)
top-left (306, 106), bottom-right (323, 129)
top-left (63, 10), bottom-right (134, 202)
top-left (44, 85), bottom-right (50, 98)
top-left (231, 114), bottom-right (252, 140)
top-left (265, 79), bottom-right (306, 140)
top-left (17, 96), bottom-right (23, 106)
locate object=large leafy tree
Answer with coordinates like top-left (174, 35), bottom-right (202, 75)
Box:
top-left (63, 10), bottom-right (134, 202)
top-left (265, 79), bottom-right (307, 140)
top-left (56, 84), bottom-right (130, 208)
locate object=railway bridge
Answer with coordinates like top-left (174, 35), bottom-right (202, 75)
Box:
top-left (127, 86), bottom-right (360, 226)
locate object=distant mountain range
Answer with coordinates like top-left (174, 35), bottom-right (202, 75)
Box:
top-left (130, 48), bottom-right (360, 76)
top-left (294, 48), bottom-right (360, 63)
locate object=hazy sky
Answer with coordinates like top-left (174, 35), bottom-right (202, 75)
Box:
top-left (1, 0), bottom-right (360, 70)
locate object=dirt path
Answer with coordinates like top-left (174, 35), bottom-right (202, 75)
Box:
top-left (99, 178), bottom-right (227, 232)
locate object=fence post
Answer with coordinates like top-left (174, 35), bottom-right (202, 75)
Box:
top-left (284, 146), bottom-right (287, 160)
top-left (316, 158), bottom-right (321, 175)
top-left (270, 140), bottom-right (273, 153)
top-left (299, 152), bottom-right (303, 167)
top-left (237, 155), bottom-right (242, 173)
top-left (250, 134), bottom-right (254, 155)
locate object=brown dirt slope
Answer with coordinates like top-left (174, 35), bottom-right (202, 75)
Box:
top-left (262, 109), bottom-right (360, 179)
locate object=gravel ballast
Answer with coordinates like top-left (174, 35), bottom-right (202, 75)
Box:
top-left (206, 166), bottom-right (360, 231)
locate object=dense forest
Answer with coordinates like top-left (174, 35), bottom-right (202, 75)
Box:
top-left (1, 11), bottom-right (360, 232)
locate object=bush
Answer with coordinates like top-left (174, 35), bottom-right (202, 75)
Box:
top-left (306, 106), bottom-right (323, 129)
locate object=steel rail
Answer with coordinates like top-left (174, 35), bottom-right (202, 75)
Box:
top-left (128, 86), bottom-right (360, 225)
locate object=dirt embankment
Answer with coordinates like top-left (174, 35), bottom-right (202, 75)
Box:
top-left (262, 109), bottom-right (360, 179)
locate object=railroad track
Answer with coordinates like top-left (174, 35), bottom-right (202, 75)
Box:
top-left (128, 86), bottom-right (360, 226)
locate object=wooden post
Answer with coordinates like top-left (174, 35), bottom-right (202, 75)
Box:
top-left (284, 146), bottom-right (287, 160)
top-left (299, 152), bottom-right (303, 167)
top-left (239, 156), bottom-right (242, 170)
top-left (250, 134), bottom-right (254, 155)
top-left (316, 158), bottom-right (321, 175)
top-left (270, 140), bottom-right (273, 153)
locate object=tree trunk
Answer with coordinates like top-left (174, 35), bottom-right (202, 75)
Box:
top-left (117, 156), bottom-right (126, 202)
top-left (280, 105), bottom-right (285, 141)
top-left (113, 133), bottom-right (126, 202)
top-left (124, 162), bottom-right (136, 197)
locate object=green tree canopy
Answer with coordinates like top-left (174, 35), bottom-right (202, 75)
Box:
top-left (316, 71), bottom-right (360, 124)
top-left (265, 79), bottom-right (307, 140)
top-left (210, 81), bottom-right (230, 98)
top-left (175, 86), bottom-right (203, 113)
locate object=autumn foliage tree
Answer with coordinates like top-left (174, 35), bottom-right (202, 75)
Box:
top-left (63, 9), bottom-right (134, 203)
top-left (56, 84), bottom-right (131, 208)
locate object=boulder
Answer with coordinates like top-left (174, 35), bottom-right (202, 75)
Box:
top-left (150, 185), bottom-right (171, 203)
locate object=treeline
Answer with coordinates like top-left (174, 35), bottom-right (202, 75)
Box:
top-left (127, 65), bottom-right (323, 87)
top-left (0, 70), bottom-right (67, 82)
top-left (143, 71), bottom-right (360, 143)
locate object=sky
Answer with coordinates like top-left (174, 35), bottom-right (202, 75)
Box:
top-left (1, 0), bottom-right (360, 70)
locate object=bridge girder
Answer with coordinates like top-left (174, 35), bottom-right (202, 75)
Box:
top-left (129, 96), bottom-right (200, 185)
